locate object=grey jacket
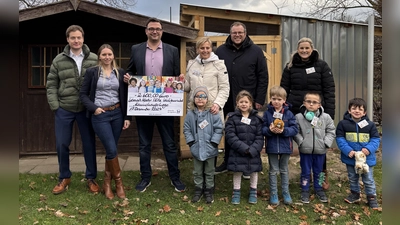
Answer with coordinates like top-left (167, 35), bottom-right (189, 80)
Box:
top-left (294, 105), bottom-right (336, 154)
top-left (183, 108), bottom-right (223, 161)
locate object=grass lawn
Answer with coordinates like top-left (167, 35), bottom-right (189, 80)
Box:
top-left (19, 149), bottom-right (382, 225)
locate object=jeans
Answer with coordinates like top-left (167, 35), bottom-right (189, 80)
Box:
top-left (268, 153), bottom-right (290, 193)
top-left (91, 108), bottom-right (123, 160)
top-left (300, 153), bottom-right (325, 191)
top-left (346, 164), bottom-right (376, 196)
top-left (55, 107), bottom-right (96, 180)
top-left (136, 116), bottom-right (180, 181)
top-left (193, 157), bottom-right (215, 189)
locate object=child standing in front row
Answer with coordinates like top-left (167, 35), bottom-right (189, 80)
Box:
top-left (294, 92), bottom-right (336, 204)
top-left (262, 86), bottom-right (298, 205)
top-left (183, 86), bottom-right (223, 204)
top-left (336, 98), bottom-right (380, 209)
top-left (225, 90), bottom-right (264, 205)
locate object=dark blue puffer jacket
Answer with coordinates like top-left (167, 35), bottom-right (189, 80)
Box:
top-left (226, 109), bottom-right (264, 173)
top-left (262, 102), bottom-right (298, 154)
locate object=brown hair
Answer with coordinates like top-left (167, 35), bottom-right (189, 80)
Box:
top-left (66, 25), bottom-right (84, 38)
top-left (145, 17), bottom-right (163, 29)
top-left (236, 90), bottom-right (253, 112)
top-left (348, 98), bottom-right (367, 111)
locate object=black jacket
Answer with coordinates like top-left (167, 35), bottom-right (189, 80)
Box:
top-left (225, 109), bottom-right (264, 173)
top-left (280, 50), bottom-right (335, 119)
top-left (215, 36), bottom-right (268, 110)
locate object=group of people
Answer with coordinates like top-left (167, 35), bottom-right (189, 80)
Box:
top-left (46, 18), bottom-right (380, 210)
top-left (128, 77), bottom-right (184, 94)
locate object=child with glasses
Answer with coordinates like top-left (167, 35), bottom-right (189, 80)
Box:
top-left (225, 90), bottom-right (264, 205)
top-left (294, 92), bottom-right (336, 204)
top-left (336, 98), bottom-right (380, 209)
top-left (183, 86), bottom-right (223, 204)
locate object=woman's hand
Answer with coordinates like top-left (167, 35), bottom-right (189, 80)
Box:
top-left (123, 120), bottom-right (131, 130)
top-left (94, 108), bottom-right (105, 115)
top-left (210, 103), bottom-right (220, 115)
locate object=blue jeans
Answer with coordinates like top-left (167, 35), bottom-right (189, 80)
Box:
top-left (136, 116), bottom-right (180, 181)
top-left (346, 164), bottom-right (376, 196)
top-left (55, 107), bottom-right (96, 181)
top-left (268, 154), bottom-right (290, 193)
top-left (91, 108), bottom-right (123, 160)
top-left (300, 153), bottom-right (325, 191)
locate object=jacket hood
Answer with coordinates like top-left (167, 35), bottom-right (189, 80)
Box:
top-left (224, 35), bottom-right (253, 50)
top-left (195, 52), bottom-right (219, 64)
top-left (342, 111), bottom-right (371, 122)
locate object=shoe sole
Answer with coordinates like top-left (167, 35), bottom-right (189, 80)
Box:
top-left (231, 202), bottom-right (240, 205)
top-left (171, 181), bottom-right (186, 192)
top-left (301, 200), bottom-right (310, 204)
top-left (214, 169), bottom-right (228, 175)
top-left (344, 198), bottom-right (361, 204)
top-left (136, 182), bottom-right (151, 193)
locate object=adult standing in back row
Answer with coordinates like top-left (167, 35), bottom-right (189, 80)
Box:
top-left (215, 21), bottom-right (269, 175)
top-left (280, 37), bottom-right (335, 189)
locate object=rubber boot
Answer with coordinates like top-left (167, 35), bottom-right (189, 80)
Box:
top-left (103, 159), bottom-right (114, 200)
top-left (108, 157), bottom-right (126, 199)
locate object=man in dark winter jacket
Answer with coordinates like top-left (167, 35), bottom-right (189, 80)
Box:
top-left (215, 22), bottom-right (269, 176)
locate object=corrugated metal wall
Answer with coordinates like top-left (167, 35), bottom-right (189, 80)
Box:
top-left (281, 16), bottom-right (369, 123)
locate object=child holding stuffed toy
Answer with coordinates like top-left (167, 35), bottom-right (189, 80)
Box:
top-left (225, 90), bottom-right (264, 205)
top-left (294, 92), bottom-right (336, 204)
top-left (336, 97), bottom-right (380, 209)
top-left (262, 86), bottom-right (298, 205)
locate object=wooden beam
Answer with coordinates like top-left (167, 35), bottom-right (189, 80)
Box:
top-left (181, 5), bottom-right (281, 25)
top-left (19, 1), bottom-right (73, 21)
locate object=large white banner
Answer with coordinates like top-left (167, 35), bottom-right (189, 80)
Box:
top-left (127, 75), bottom-right (184, 116)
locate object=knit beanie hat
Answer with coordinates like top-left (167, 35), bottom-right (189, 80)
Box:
top-left (192, 86), bottom-right (209, 101)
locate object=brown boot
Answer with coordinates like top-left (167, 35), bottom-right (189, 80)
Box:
top-left (322, 169), bottom-right (330, 190)
top-left (109, 157), bottom-right (126, 199)
top-left (104, 159), bottom-right (114, 200)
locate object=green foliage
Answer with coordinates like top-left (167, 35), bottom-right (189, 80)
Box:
top-left (19, 155), bottom-right (382, 225)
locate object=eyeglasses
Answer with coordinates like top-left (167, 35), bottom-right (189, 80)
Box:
top-left (231, 31), bottom-right (245, 35)
top-left (194, 94), bottom-right (207, 100)
top-left (304, 100), bottom-right (320, 105)
top-left (147, 28), bottom-right (163, 32)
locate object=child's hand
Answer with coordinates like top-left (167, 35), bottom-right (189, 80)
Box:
top-left (361, 148), bottom-right (370, 155)
top-left (348, 150), bottom-right (355, 158)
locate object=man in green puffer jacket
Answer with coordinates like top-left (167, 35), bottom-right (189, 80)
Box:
top-left (46, 25), bottom-right (99, 195)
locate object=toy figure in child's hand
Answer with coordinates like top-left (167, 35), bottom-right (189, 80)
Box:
top-left (273, 118), bottom-right (284, 129)
top-left (354, 151), bottom-right (369, 174)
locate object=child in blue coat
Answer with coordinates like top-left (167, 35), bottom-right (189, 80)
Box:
top-left (262, 86), bottom-right (298, 205)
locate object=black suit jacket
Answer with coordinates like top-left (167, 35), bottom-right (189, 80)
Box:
top-left (126, 42), bottom-right (180, 76)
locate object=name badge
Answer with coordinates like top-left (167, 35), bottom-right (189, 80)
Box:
top-left (241, 117), bottom-right (251, 125)
top-left (273, 111), bottom-right (283, 119)
top-left (310, 116), bottom-right (319, 126)
top-left (198, 120), bottom-right (209, 129)
top-left (306, 67), bottom-right (316, 74)
top-left (358, 119), bottom-right (368, 128)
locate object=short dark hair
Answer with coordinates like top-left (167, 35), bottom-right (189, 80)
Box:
top-left (303, 91), bottom-right (321, 101)
top-left (66, 25), bottom-right (84, 38)
top-left (230, 21), bottom-right (247, 33)
top-left (145, 17), bottom-right (163, 29)
top-left (348, 98), bottom-right (367, 111)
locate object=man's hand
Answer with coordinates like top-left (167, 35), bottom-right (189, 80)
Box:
top-left (123, 73), bottom-right (131, 84)
top-left (255, 103), bottom-right (263, 109)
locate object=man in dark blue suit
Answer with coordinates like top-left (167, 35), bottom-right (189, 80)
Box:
top-left (124, 18), bottom-right (185, 193)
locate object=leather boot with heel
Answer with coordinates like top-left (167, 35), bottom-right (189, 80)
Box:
top-left (108, 157), bottom-right (126, 199)
top-left (103, 159), bottom-right (114, 200)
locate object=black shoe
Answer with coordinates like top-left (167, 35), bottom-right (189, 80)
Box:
top-left (215, 161), bottom-right (227, 174)
top-left (301, 190), bottom-right (310, 204)
top-left (171, 179), bottom-right (186, 192)
top-left (191, 187), bottom-right (203, 203)
top-left (204, 188), bottom-right (214, 204)
top-left (315, 190), bottom-right (328, 203)
top-left (367, 195), bottom-right (379, 209)
top-left (344, 190), bottom-right (361, 204)
top-left (136, 179), bottom-right (151, 192)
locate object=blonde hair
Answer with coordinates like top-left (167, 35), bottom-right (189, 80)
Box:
top-left (97, 44), bottom-right (119, 77)
top-left (196, 37), bottom-right (213, 50)
top-left (287, 37), bottom-right (315, 69)
top-left (269, 85), bottom-right (287, 99)
top-left (235, 90), bottom-right (253, 112)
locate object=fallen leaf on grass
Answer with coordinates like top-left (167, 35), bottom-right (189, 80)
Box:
top-left (182, 195), bottom-right (189, 202)
top-left (219, 197), bottom-right (229, 203)
top-left (79, 210), bottom-right (89, 215)
top-left (331, 212), bottom-right (340, 218)
top-left (299, 221), bottom-right (309, 225)
top-left (39, 194), bottom-right (46, 202)
top-left (246, 220), bottom-right (251, 225)
top-left (353, 212), bottom-right (361, 221)
top-left (33, 221), bottom-right (39, 225)
top-left (363, 206), bottom-right (371, 217)
top-left (29, 182), bottom-right (36, 190)
top-left (152, 171), bottom-right (159, 176)
top-left (60, 202), bottom-right (68, 207)
top-left (197, 206), bottom-right (204, 212)
top-left (37, 208), bottom-right (45, 212)
top-left (339, 210), bottom-right (347, 216)
top-left (180, 210), bottom-right (185, 214)
top-left (255, 210), bottom-right (262, 216)
top-left (215, 211), bottom-right (221, 216)
top-left (163, 205), bottom-right (171, 212)
top-left (141, 219), bottom-right (149, 223)
top-left (299, 215), bottom-right (307, 220)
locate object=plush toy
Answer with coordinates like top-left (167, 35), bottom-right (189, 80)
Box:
top-left (354, 151), bottom-right (369, 174)
top-left (273, 118), bottom-right (284, 129)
